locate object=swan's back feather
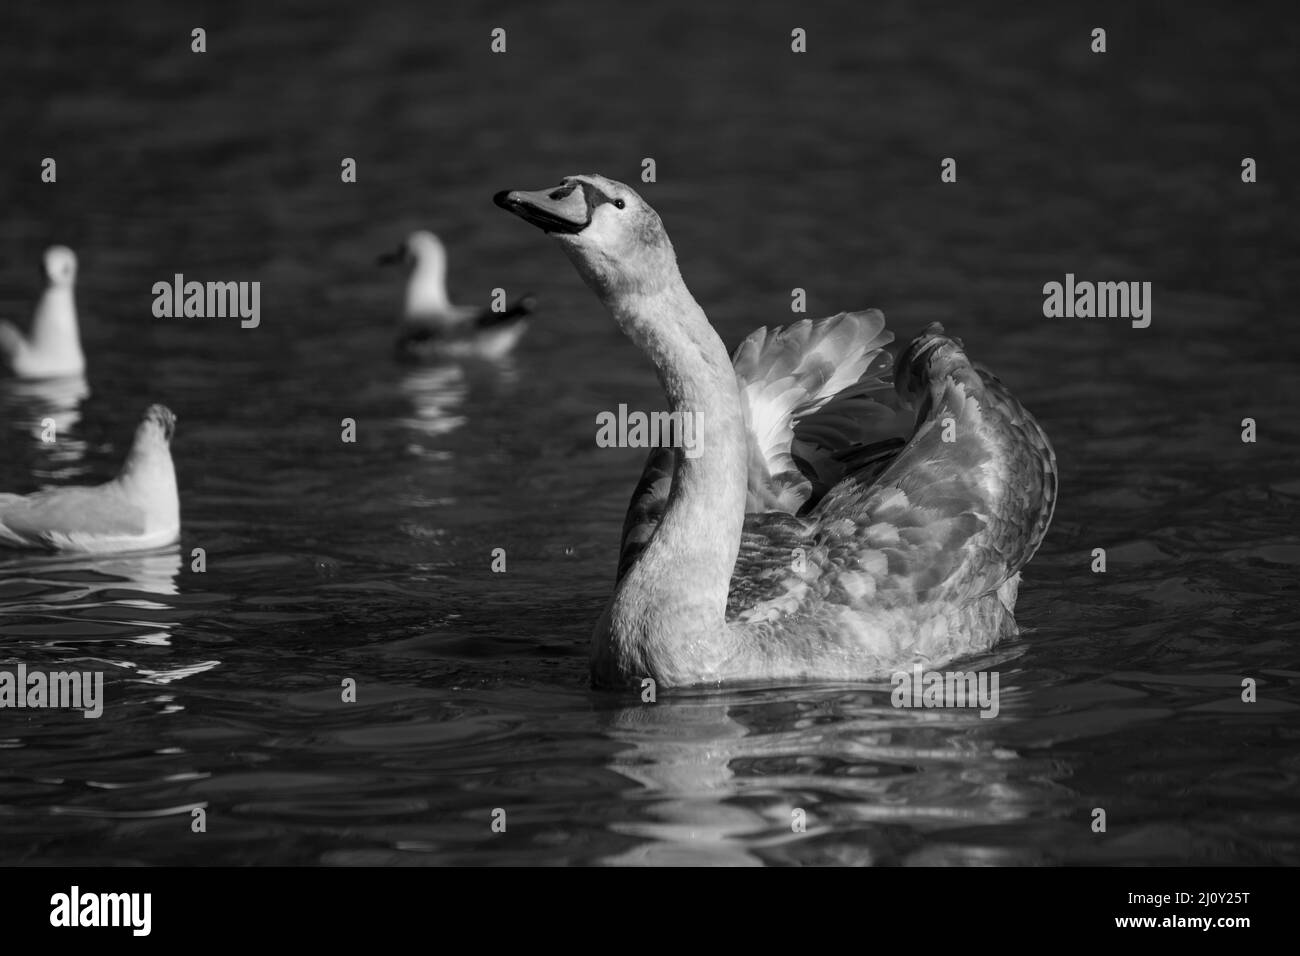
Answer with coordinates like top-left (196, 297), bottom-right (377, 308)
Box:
top-left (726, 510), bottom-right (814, 618)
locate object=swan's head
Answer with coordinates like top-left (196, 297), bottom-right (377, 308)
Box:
top-left (494, 174), bottom-right (674, 299)
top-left (135, 404), bottom-right (177, 447)
top-left (378, 230), bottom-right (447, 274)
top-left (43, 245), bottom-right (77, 288)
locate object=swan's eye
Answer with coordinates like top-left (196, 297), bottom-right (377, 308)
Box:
top-left (614, 199), bottom-right (626, 210)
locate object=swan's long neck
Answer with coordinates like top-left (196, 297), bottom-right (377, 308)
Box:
top-left (597, 269), bottom-right (748, 682)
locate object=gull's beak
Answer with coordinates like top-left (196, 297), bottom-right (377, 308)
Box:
top-left (376, 245), bottom-right (406, 266)
top-left (494, 182), bottom-right (590, 235)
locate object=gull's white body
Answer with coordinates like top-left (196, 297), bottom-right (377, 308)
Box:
top-left (385, 230), bottom-right (532, 360)
top-left (0, 405), bottom-right (180, 553)
top-left (0, 246), bottom-right (86, 379)
top-left (497, 174), bottom-right (1058, 688)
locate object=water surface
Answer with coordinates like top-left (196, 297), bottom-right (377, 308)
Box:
top-left (1, 0), bottom-right (1297, 865)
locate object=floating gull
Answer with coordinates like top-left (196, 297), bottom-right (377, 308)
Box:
top-left (0, 405), bottom-right (180, 553)
top-left (0, 245), bottom-right (86, 379)
top-left (379, 230), bottom-right (534, 361)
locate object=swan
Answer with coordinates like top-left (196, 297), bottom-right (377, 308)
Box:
top-left (379, 230), bottom-right (535, 360)
top-left (495, 174), bottom-right (1057, 688)
top-left (0, 246), bottom-right (86, 379)
top-left (0, 404), bottom-right (180, 552)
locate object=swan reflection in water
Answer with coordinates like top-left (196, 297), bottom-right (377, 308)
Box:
top-left (596, 671), bottom-right (1058, 865)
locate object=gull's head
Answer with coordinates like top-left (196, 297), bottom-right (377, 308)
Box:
top-left (136, 404), bottom-right (177, 447)
top-left (43, 246), bottom-right (77, 288)
top-left (494, 175), bottom-right (673, 299)
top-left (378, 230), bottom-right (446, 272)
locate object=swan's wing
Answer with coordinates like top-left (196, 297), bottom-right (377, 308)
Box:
top-left (615, 445), bottom-right (676, 581)
top-left (729, 324), bottom-right (1056, 621)
top-left (0, 485), bottom-right (147, 549)
top-left (730, 310), bottom-right (908, 515)
top-left (725, 511), bottom-right (814, 617)
top-left (811, 324), bottom-right (1057, 608)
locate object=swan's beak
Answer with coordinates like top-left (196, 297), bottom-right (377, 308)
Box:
top-left (494, 184), bottom-right (589, 235)
top-left (376, 245), bottom-right (406, 266)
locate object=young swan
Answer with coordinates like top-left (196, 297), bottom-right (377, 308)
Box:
top-left (378, 230), bottom-right (535, 361)
top-left (0, 246), bottom-right (86, 379)
top-left (496, 174), bottom-right (1057, 688)
top-left (0, 405), bottom-right (180, 553)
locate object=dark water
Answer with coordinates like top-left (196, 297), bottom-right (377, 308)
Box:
top-left (1, 1), bottom-right (1297, 864)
